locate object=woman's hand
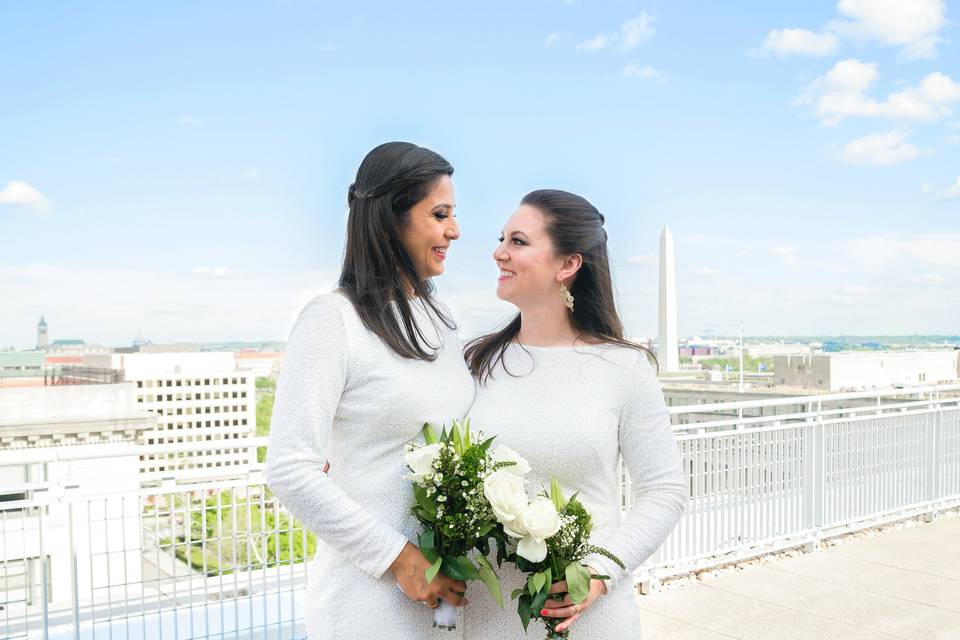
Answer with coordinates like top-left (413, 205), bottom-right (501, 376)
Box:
top-left (389, 542), bottom-right (468, 608)
top-left (540, 568), bottom-right (608, 634)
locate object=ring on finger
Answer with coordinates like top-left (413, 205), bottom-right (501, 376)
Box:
top-left (425, 600), bottom-right (439, 609)
top-left (573, 603), bottom-right (582, 614)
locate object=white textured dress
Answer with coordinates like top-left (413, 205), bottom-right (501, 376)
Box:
top-left (266, 291), bottom-right (476, 639)
top-left (461, 342), bottom-right (687, 639)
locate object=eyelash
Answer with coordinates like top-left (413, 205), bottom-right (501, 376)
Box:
top-left (498, 236), bottom-right (526, 246)
top-left (434, 212), bottom-right (448, 220)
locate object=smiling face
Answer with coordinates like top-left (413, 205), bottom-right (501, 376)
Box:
top-left (493, 204), bottom-right (568, 306)
top-left (397, 175), bottom-right (459, 279)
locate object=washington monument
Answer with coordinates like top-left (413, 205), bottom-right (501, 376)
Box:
top-left (658, 226), bottom-right (680, 372)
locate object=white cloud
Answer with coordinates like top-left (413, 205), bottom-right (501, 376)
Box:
top-left (805, 59), bottom-right (960, 125)
top-left (840, 284), bottom-right (868, 296)
top-left (619, 13), bottom-right (656, 51)
top-left (940, 177), bottom-right (960, 200)
top-left (947, 134), bottom-right (960, 144)
top-left (577, 13), bottom-right (655, 53)
top-left (848, 234), bottom-right (960, 269)
top-left (912, 274), bottom-right (946, 286)
top-left (241, 169), bottom-right (261, 180)
top-left (921, 181), bottom-right (935, 193)
top-left (838, 130), bottom-right (922, 166)
top-left (832, 0), bottom-right (946, 60)
top-left (0, 180), bottom-right (51, 215)
top-left (176, 116), bottom-right (202, 126)
top-left (769, 246), bottom-right (798, 267)
top-left (192, 266), bottom-right (235, 279)
top-left (691, 266), bottom-right (721, 278)
top-left (623, 64), bottom-right (664, 81)
top-left (626, 254), bottom-right (656, 267)
top-left (545, 33), bottom-right (562, 46)
top-left (576, 34), bottom-right (609, 52)
top-left (763, 28), bottom-right (839, 57)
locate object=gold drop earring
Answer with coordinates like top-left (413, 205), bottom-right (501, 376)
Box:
top-left (559, 282), bottom-right (574, 311)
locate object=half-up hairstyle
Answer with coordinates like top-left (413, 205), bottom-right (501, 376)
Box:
top-left (339, 141), bottom-right (455, 361)
top-left (465, 189), bottom-right (656, 382)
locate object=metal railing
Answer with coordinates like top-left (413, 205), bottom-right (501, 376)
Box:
top-left (627, 383), bottom-right (960, 591)
top-left (2, 384), bottom-right (959, 637)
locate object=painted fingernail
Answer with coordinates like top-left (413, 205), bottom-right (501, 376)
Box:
top-left (540, 609), bottom-right (548, 616)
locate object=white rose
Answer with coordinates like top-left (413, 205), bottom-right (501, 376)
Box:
top-left (483, 469), bottom-right (528, 533)
top-left (404, 443), bottom-right (441, 482)
top-left (490, 445), bottom-right (531, 476)
top-left (515, 496), bottom-right (561, 563)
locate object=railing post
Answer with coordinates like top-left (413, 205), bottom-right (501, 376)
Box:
top-left (923, 393), bottom-right (941, 523)
top-left (803, 400), bottom-right (824, 552)
top-left (39, 508), bottom-right (49, 640)
top-left (69, 501), bottom-right (80, 640)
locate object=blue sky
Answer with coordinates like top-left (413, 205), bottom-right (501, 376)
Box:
top-left (2, 0), bottom-right (958, 348)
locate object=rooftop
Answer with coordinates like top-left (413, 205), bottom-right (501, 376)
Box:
top-left (638, 513), bottom-right (960, 639)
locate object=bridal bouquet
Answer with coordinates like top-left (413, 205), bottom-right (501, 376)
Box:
top-left (485, 464), bottom-right (625, 639)
top-left (404, 420), bottom-right (516, 630)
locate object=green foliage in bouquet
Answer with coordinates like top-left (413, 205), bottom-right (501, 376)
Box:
top-left (406, 420), bottom-right (516, 607)
top-left (509, 479), bottom-right (625, 639)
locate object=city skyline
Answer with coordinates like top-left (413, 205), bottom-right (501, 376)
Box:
top-left (2, 1), bottom-right (959, 347)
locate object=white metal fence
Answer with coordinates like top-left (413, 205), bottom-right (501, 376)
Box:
top-left (629, 383), bottom-right (960, 591)
top-left (2, 384), bottom-right (959, 638)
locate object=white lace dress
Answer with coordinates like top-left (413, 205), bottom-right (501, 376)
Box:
top-left (460, 342), bottom-right (687, 639)
top-left (266, 291), bottom-right (476, 639)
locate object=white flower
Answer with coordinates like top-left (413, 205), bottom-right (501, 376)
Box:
top-left (514, 497), bottom-right (561, 563)
top-left (404, 443), bottom-right (442, 482)
top-left (490, 445), bottom-right (531, 476)
top-left (483, 469), bottom-right (528, 533)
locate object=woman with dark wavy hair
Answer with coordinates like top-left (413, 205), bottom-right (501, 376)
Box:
top-left (267, 142), bottom-right (475, 638)
top-left (462, 190), bottom-right (687, 638)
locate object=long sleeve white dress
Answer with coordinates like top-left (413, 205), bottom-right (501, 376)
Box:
top-left (266, 291), bottom-right (476, 639)
top-left (461, 342), bottom-right (687, 639)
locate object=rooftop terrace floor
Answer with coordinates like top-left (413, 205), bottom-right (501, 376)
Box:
top-left (636, 514), bottom-right (960, 640)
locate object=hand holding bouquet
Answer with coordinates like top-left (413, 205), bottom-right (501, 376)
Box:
top-left (485, 464), bottom-right (624, 639)
top-left (403, 420), bottom-right (514, 630)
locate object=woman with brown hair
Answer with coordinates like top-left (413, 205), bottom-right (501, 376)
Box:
top-left (267, 142), bottom-right (475, 638)
top-left (462, 190), bottom-right (688, 638)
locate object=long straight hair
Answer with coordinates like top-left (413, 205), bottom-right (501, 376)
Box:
top-left (338, 141), bottom-right (455, 361)
top-left (465, 189), bottom-right (656, 383)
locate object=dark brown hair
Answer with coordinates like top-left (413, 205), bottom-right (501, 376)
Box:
top-left (464, 189), bottom-right (656, 382)
top-left (338, 141), bottom-right (455, 360)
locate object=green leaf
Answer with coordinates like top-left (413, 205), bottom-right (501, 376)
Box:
top-left (565, 562), bottom-right (591, 604)
top-left (475, 554), bottom-right (504, 607)
top-left (517, 594), bottom-right (533, 632)
top-left (422, 546), bottom-right (440, 564)
top-left (440, 425), bottom-right (448, 443)
top-left (418, 529), bottom-right (435, 551)
top-left (526, 574), bottom-right (538, 596)
top-left (462, 419), bottom-right (471, 451)
top-left (510, 587), bottom-right (525, 601)
top-left (450, 422), bottom-right (463, 457)
top-left (443, 555), bottom-right (481, 581)
top-left (531, 584), bottom-right (549, 614)
top-left (425, 556), bottom-right (443, 583)
top-left (479, 435), bottom-right (497, 451)
top-left (531, 570), bottom-right (547, 595)
top-left (413, 486), bottom-right (437, 520)
top-left (422, 423), bottom-right (439, 445)
top-left (550, 478), bottom-right (566, 511)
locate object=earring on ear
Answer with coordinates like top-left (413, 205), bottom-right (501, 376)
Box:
top-left (559, 282), bottom-right (575, 311)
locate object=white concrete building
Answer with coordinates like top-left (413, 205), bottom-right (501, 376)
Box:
top-left (774, 350), bottom-right (960, 391)
top-left (104, 352), bottom-right (257, 473)
top-left (234, 350), bottom-right (282, 379)
top-left (658, 225), bottom-right (680, 372)
top-left (0, 384), bottom-right (154, 609)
